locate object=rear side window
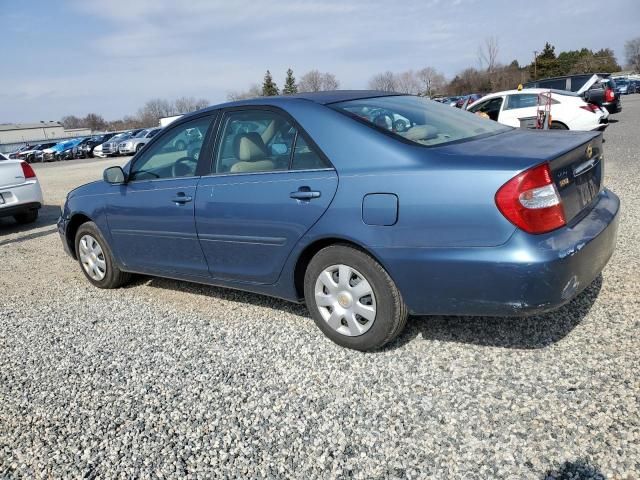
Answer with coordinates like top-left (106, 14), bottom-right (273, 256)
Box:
top-left (331, 95), bottom-right (510, 147)
top-left (215, 110), bottom-right (330, 174)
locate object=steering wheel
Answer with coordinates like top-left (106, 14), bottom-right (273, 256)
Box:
top-left (172, 156), bottom-right (197, 177)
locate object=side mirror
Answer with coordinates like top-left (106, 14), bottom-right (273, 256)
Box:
top-left (103, 166), bottom-right (126, 184)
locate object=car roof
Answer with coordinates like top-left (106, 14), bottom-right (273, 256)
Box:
top-left (208, 90), bottom-right (406, 111)
top-left (481, 88), bottom-right (579, 97)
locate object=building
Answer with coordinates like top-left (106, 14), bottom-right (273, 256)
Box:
top-left (0, 122), bottom-right (92, 154)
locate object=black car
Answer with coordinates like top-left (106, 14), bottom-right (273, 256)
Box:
top-left (76, 133), bottom-right (117, 158)
top-left (524, 73), bottom-right (621, 114)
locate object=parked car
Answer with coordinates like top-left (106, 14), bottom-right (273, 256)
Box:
top-left (14, 142), bottom-right (57, 163)
top-left (56, 138), bottom-right (89, 161)
top-left (41, 139), bottom-right (82, 162)
top-left (467, 88), bottom-right (607, 131)
top-left (77, 133), bottom-right (117, 158)
top-left (525, 74), bottom-right (621, 114)
top-left (613, 78), bottom-right (630, 95)
top-left (118, 128), bottom-right (162, 155)
top-left (8, 145), bottom-right (33, 159)
top-left (0, 159), bottom-right (43, 224)
top-left (101, 133), bottom-right (133, 157)
top-left (93, 143), bottom-right (105, 158)
top-left (457, 93), bottom-right (483, 109)
top-left (58, 91), bottom-right (619, 351)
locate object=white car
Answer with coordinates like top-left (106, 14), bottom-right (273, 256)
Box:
top-left (93, 143), bottom-right (106, 158)
top-left (0, 157), bottom-right (43, 224)
top-left (467, 88), bottom-right (607, 131)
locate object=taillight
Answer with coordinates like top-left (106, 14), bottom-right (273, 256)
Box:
top-left (495, 163), bottom-right (566, 234)
top-left (604, 88), bottom-right (615, 103)
top-left (21, 161), bottom-right (36, 179)
top-left (580, 104), bottom-right (600, 113)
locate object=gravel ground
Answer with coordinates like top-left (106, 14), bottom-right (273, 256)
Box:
top-left (1, 100), bottom-right (639, 479)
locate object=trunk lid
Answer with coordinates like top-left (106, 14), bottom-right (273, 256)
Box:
top-left (0, 160), bottom-right (27, 188)
top-left (438, 128), bottom-right (603, 224)
top-left (549, 132), bottom-right (603, 223)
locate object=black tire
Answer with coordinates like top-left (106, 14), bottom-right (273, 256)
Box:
top-left (551, 122), bottom-right (569, 130)
top-left (74, 221), bottom-right (131, 289)
top-left (14, 209), bottom-right (38, 224)
top-left (135, 143), bottom-right (144, 154)
top-left (304, 244), bottom-right (408, 351)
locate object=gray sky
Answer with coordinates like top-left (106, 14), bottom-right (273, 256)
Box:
top-left (1, 0), bottom-right (638, 122)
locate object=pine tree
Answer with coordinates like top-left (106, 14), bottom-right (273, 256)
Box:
top-left (262, 70), bottom-right (279, 96)
top-left (282, 68), bottom-right (298, 95)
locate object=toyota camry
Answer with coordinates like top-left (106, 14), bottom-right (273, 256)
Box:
top-left (58, 91), bottom-right (619, 350)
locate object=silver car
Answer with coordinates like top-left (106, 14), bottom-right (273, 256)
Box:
top-left (118, 128), bottom-right (162, 155)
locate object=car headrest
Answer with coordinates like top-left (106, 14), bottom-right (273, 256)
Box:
top-left (234, 132), bottom-right (268, 162)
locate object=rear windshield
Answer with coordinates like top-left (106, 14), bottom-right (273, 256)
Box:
top-left (330, 95), bottom-right (510, 147)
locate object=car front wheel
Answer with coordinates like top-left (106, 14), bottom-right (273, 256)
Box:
top-left (304, 244), bottom-right (408, 351)
top-left (75, 221), bottom-right (131, 289)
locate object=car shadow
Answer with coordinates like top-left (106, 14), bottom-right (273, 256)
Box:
top-left (132, 271), bottom-right (601, 351)
top-left (125, 276), bottom-right (310, 317)
top-left (385, 275), bottom-right (602, 351)
top-left (542, 459), bottom-right (606, 479)
top-left (0, 205), bottom-right (60, 245)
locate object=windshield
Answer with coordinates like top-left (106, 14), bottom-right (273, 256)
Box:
top-left (331, 95), bottom-right (510, 147)
top-left (134, 129), bottom-right (149, 138)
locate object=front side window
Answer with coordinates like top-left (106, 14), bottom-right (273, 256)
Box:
top-left (331, 95), bottom-right (510, 147)
top-left (466, 96), bottom-right (504, 122)
top-left (129, 116), bottom-right (211, 181)
top-left (216, 111), bottom-right (295, 174)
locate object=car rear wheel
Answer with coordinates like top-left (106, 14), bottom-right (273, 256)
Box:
top-left (551, 122), bottom-right (569, 130)
top-left (304, 244), bottom-right (408, 351)
top-left (75, 221), bottom-right (131, 289)
top-left (14, 209), bottom-right (38, 224)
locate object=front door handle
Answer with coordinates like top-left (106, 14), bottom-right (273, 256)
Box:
top-left (172, 192), bottom-right (193, 204)
top-left (290, 187), bottom-right (321, 200)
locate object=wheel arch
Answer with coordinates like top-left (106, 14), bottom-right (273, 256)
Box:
top-left (292, 236), bottom-right (390, 300)
top-left (65, 213), bottom-right (93, 259)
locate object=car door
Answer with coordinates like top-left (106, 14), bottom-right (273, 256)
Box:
top-left (500, 93), bottom-right (540, 128)
top-left (468, 96), bottom-right (504, 123)
top-left (106, 114), bottom-right (215, 276)
top-left (195, 108), bottom-right (338, 284)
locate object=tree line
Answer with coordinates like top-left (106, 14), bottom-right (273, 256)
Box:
top-left (61, 96), bottom-right (209, 132)
top-left (61, 36), bottom-right (639, 132)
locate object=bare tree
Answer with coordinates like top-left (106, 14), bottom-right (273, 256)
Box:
top-left (137, 99), bottom-right (174, 126)
top-left (226, 84), bottom-right (263, 101)
top-left (298, 70), bottom-right (340, 92)
top-left (368, 71), bottom-right (397, 92)
top-left (83, 113), bottom-right (107, 132)
top-left (394, 70), bottom-right (421, 94)
top-left (174, 96), bottom-right (209, 113)
top-left (417, 67), bottom-right (446, 97)
top-left (60, 115), bottom-right (83, 129)
top-left (625, 37), bottom-right (640, 72)
top-left (478, 36), bottom-right (499, 73)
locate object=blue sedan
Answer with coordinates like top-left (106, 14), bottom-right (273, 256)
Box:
top-left (58, 91), bottom-right (619, 350)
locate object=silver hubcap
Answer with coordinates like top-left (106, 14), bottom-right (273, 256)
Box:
top-left (314, 264), bottom-right (376, 337)
top-left (79, 234), bottom-right (106, 281)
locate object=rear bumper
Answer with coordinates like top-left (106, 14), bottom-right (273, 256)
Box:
top-left (0, 201), bottom-right (41, 218)
top-left (0, 181), bottom-right (44, 218)
top-left (378, 188), bottom-right (620, 316)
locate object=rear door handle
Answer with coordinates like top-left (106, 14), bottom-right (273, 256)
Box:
top-left (172, 192), bottom-right (193, 204)
top-left (290, 187), bottom-right (321, 200)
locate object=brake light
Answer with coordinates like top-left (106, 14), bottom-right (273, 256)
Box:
top-left (495, 163), bottom-right (566, 234)
top-left (604, 88), bottom-right (615, 103)
top-left (21, 161), bottom-right (36, 179)
top-left (580, 104), bottom-right (600, 113)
